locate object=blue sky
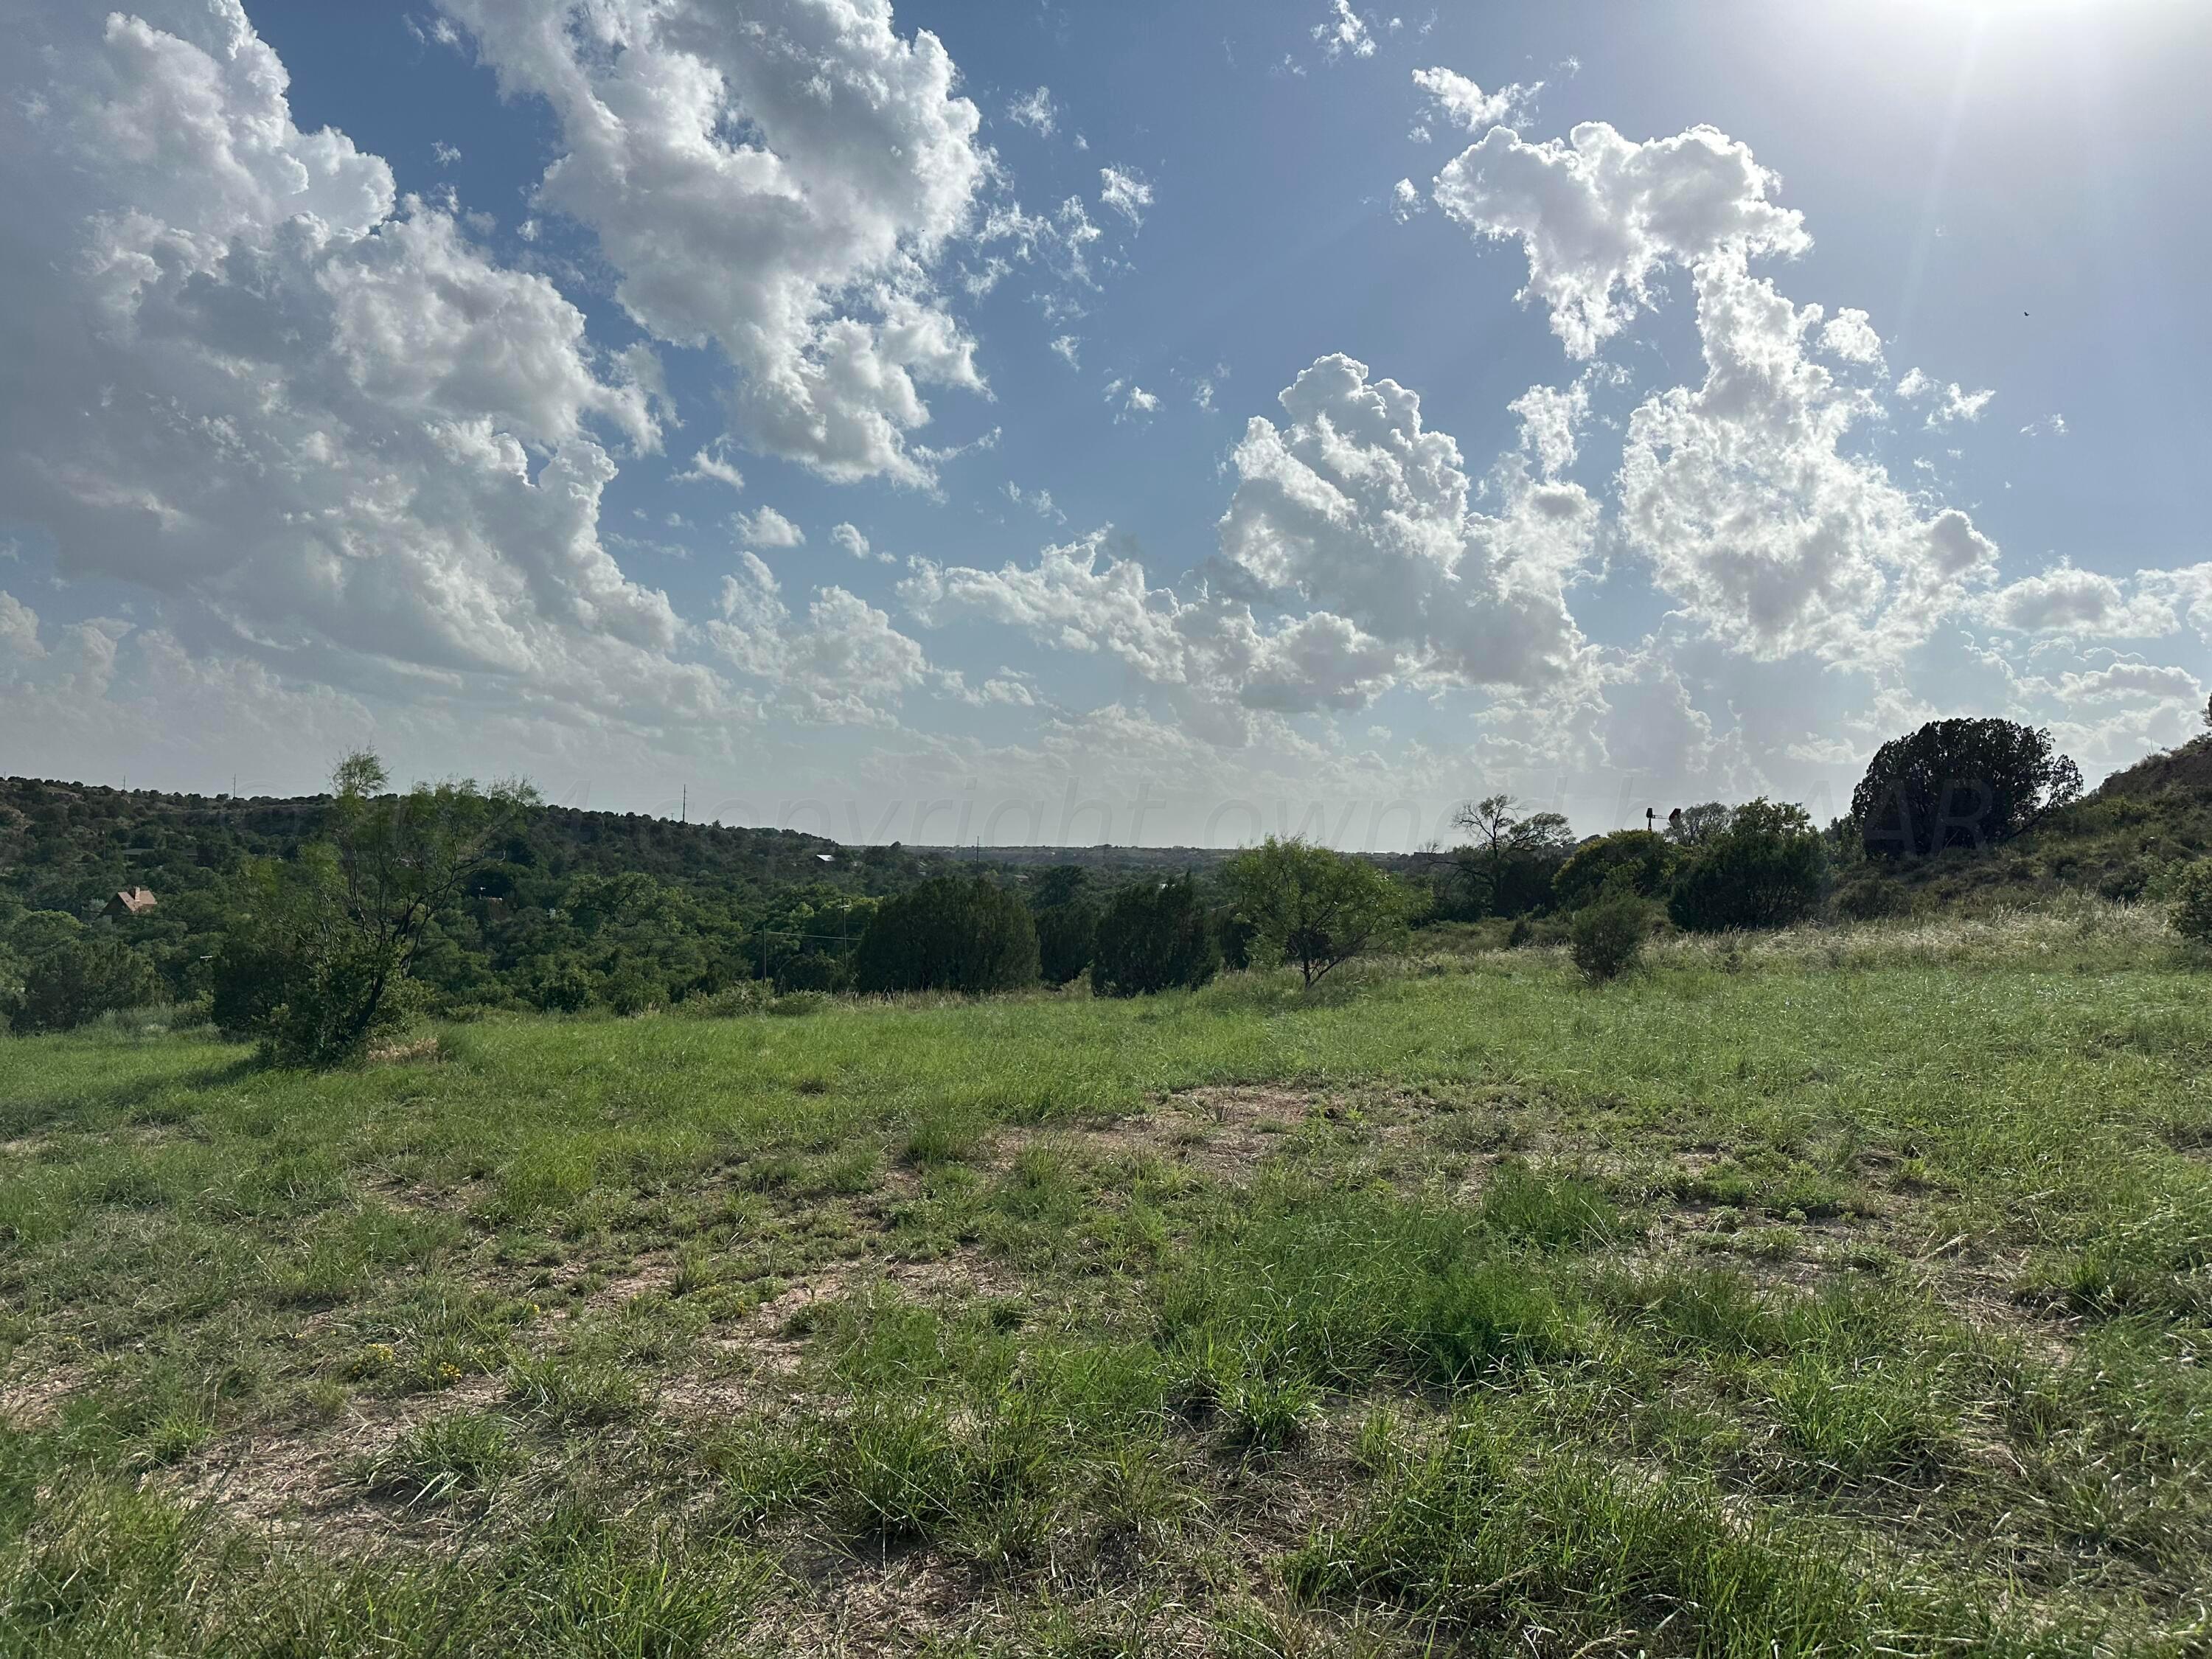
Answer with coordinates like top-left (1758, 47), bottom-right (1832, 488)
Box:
top-left (3, 0), bottom-right (2208, 845)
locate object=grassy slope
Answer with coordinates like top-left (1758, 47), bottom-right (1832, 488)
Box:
top-left (0, 908), bottom-right (2208, 1654)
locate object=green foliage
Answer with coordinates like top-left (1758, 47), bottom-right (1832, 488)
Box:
top-left (1554, 830), bottom-right (1679, 912)
top-left (851, 876), bottom-right (1038, 995)
top-left (1223, 836), bottom-right (1411, 987)
top-left (11, 936), bottom-right (163, 1033)
top-left (1569, 894), bottom-right (1652, 981)
top-left (1090, 875), bottom-right (1219, 997)
top-left (2171, 860), bottom-right (2212, 946)
top-left (1448, 795), bottom-right (1577, 919)
top-left (1853, 717), bottom-right (2083, 860)
top-left (213, 752), bottom-right (537, 1065)
top-left (1032, 897), bottom-right (1098, 985)
top-left (1669, 799), bottom-right (1827, 933)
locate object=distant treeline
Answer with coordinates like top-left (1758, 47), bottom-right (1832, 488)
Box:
top-left (5, 713), bottom-right (2209, 1040)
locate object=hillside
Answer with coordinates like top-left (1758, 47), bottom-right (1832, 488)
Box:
top-left (0, 777), bottom-right (891, 912)
top-left (1835, 734), bottom-right (2212, 914)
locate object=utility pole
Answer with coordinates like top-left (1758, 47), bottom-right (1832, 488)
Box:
top-left (681, 785), bottom-right (687, 824)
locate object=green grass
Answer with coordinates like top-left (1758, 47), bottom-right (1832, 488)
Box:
top-left (0, 908), bottom-right (2208, 1652)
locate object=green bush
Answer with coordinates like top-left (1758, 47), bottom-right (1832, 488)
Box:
top-left (1569, 895), bottom-right (1650, 982)
top-left (2171, 861), bottom-right (2212, 945)
top-left (1091, 875), bottom-right (1220, 997)
top-left (1669, 799), bottom-right (1826, 933)
top-left (852, 877), bottom-right (1038, 995)
top-left (524, 955), bottom-right (595, 1013)
top-left (1553, 831), bottom-right (1678, 913)
top-left (12, 936), bottom-right (163, 1033)
top-left (773, 951), bottom-right (844, 995)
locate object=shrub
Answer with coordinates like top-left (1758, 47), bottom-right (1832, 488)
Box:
top-left (1552, 830), bottom-right (1679, 913)
top-left (852, 877), bottom-right (1038, 995)
top-left (1851, 718), bottom-right (2081, 860)
top-left (600, 965), bottom-right (666, 1016)
top-left (1032, 899), bottom-right (1098, 985)
top-left (1091, 876), bottom-right (1220, 997)
top-left (209, 931), bottom-right (292, 1035)
top-left (1225, 837), bottom-right (1413, 987)
top-left (524, 955), bottom-right (595, 1013)
top-left (2171, 861), bottom-right (2212, 946)
top-left (13, 936), bottom-right (163, 1033)
top-left (1569, 895), bottom-right (1650, 982)
top-left (1669, 799), bottom-right (1826, 933)
top-left (773, 951), bottom-right (844, 995)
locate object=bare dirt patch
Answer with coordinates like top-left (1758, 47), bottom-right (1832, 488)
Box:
top-left (0, 1357), bottom-right (90, 1428)
top-left (160, 1373), bottom-right (505, 1548)
top-left (990, 1085), bottom-right (1331, 1183)
top-left (366, 1035), bottom-right (444, 1066)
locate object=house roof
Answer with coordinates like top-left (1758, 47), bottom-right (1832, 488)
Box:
top-left (107, 887), bottom-right (158, 915)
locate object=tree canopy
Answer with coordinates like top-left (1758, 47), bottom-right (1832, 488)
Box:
top-left (1668, 799), bottom-right (1827, 933)
top-left (1851, 719), bottom-right (2081, 860)
top-left (1225, 837), bottom-right (1411, 987)
top-left (851, 877), bottom-right (1038, 996)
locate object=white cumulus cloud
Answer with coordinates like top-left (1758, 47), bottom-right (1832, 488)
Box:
top-left (1432, 121), bottom-right (1810, 359)
top-left (733, 507), bottom-right (806, 549)
top-left (0, 0), bottom-right (699, 717)
top-left (436, 0), bottom-right (993, 487)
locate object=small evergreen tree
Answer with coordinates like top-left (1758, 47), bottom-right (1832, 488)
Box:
top-left (212, 751), bottom-right (537, 1065)
top-left (2171, 861), bottom-right (2212, 947)
top-left (1091, 877), bottom-right (1220, 997)
top-left (852, 877), bottom-right (1038, 995)
top-left (1851, 719), bottom-right (2081, 859)
top-left (1570, 894), bottom-right (1651, 982)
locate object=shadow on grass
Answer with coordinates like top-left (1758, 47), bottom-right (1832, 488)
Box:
top-left (0, 1054), bottom-right (264, 1140)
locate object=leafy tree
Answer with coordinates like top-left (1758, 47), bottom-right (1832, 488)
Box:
top-left (1663, 802), bottom-right (1733, 847)
top-left (1225, 837), bottom-right (1412, 987)
top-left (1570, 895), bottom-right (1652, 983)
top-left (1553, 831), bottom-right (1679, 913)
top-left (1034, 897), bottom-right (1099, 985)
top-left (1448, 796), bottom-right (1576, 918)
top-left (215, 751), bottom-right (538, 1064)
top-left (852, 877), bottom-right (1038, 995)
top-left (12, 936), bottom-right (162, 1032)
top-left (773, 951), bottom-right (844, 995)
top-left (1851, 719), bottom-right (2082, 860)
top-left (1668, 799), bottom-right (1827, 933)
top-left (1091, 876), bottom-right (1219, 997)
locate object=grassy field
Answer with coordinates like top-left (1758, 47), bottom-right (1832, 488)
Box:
top-left (1, 904), bottom-right (2208, 1655)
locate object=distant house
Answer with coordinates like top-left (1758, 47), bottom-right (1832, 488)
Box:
top-left (102, 888), bottom-right (158, 920)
